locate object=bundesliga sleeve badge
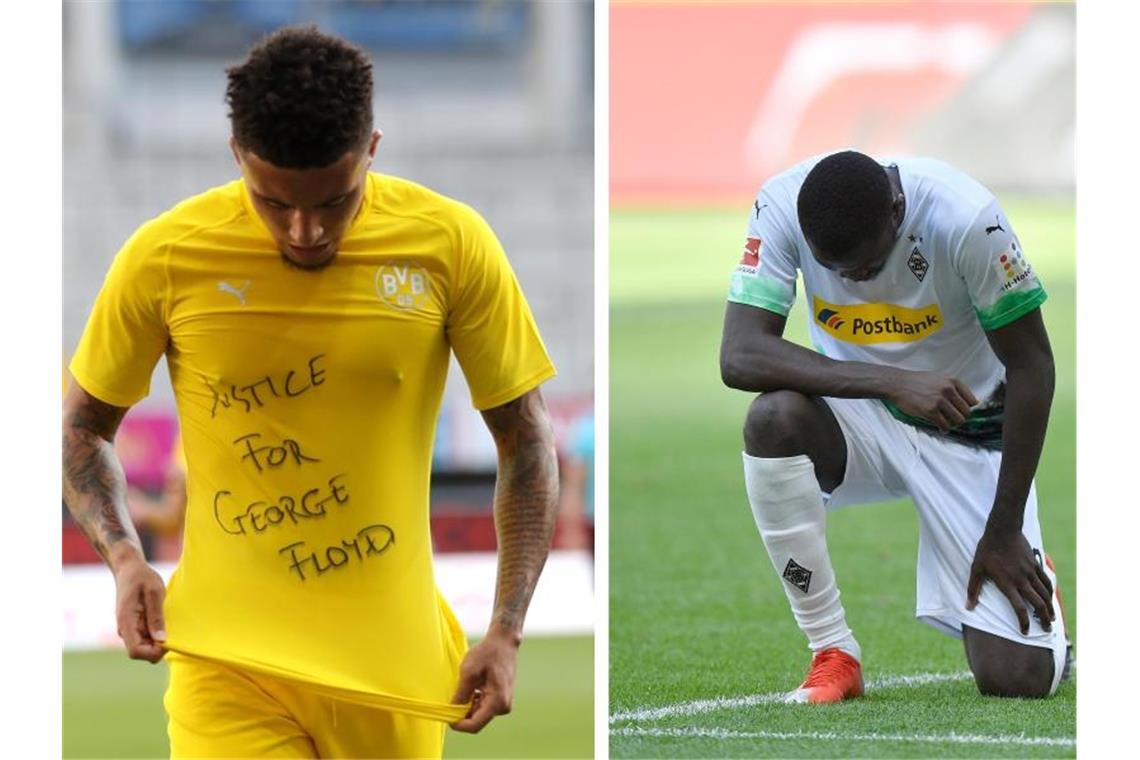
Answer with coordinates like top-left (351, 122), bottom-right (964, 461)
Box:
top-left (738, 237), bottom-right (762, 274)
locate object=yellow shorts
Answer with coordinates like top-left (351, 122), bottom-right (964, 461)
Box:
top-left (164, 651), bottom-right (447, 759)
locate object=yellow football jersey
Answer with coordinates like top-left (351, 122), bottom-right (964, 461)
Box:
top-left (70, 172), bottom-right (556, 721)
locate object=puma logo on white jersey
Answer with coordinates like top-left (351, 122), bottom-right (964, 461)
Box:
top-left (217, 280), bottom-right (251, 305)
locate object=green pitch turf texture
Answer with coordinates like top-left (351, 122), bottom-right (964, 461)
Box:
top-left (609, 198), bottom-right (1076, 758)
top-left (63, 635), bottom-right (592, 758)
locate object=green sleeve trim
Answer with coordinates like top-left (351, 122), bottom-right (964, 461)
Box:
top-left (727, 274), bottom-right (793, 316)
top-left (975, 286), bottom-right (1048, 331)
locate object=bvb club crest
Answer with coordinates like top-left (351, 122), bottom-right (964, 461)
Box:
top-left (375, 263), bottom-right (432, 311)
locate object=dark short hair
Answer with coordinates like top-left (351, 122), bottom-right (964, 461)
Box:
top-left (226, 25), bottom-right (373, 169)
top-left (796, 151), bottom-right (893, 260)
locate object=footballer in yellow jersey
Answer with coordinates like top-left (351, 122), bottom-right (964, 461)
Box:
top-left (63, 26), bottom-right (560, 758)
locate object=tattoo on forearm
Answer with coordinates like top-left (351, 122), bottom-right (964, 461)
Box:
top-left (481, 390), bottom-right (559, 634)
top-left (62, 393), bottom-right (137, 563)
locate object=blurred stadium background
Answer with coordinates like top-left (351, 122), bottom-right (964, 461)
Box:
top-left (62, 2), bottom-right (593, 758)
top-left (609, 2), bottom-right (1075, 757)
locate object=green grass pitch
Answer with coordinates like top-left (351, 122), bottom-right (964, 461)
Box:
top-left (609, 198), bottom-right (1076, 758)
top-left (64, 635), bottom-right (592, 758)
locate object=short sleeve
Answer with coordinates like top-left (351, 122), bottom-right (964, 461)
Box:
top-left (955, 199), bottom-right (1047, 332)
top-left (69, 223), bottom-right (170, 407)
top-left (727, 188), bottom-right (799, 316)
top-left (446, 204), bottom-right (556, 410)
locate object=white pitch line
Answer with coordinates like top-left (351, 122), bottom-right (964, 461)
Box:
top-left (609, 670), bottom-right (974, 724)
top-left (611, 726), bottom-right (1075, 749)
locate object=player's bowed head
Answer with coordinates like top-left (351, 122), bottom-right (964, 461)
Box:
top-left (225, 25), bottom-right (382, 271)
top-left (797, 150), bottom-right (906, 283)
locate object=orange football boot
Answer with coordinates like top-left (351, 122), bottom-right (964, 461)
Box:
top-left (786, 648), bottom-right (864, 704)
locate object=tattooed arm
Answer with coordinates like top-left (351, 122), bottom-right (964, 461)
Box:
top-left (451, 387), bottom-right (559, 733)
top-left (482, 388), bottom-right (560, 635)
top-left (63, 383), bottom-right (168, 662)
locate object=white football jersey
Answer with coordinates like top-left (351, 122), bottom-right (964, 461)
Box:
top-left (728, 155), bottom-right (1047, 448)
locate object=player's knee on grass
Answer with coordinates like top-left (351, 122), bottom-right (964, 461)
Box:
top-left (963, 625), bottom-right (1055, 698)
top-left (743, 392), bottom-right (846, 490)
top-left (743, 391), bottom-right (821, 457)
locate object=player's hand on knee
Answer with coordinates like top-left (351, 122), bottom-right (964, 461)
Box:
top-left (887, 371), bottom-right (978, 431)
top-left (449, 628), bottom-right (520, 733)
top-left (112, 556), bottom-right (168, 663)
top-left (966, 529), bottom-right (1055, 635)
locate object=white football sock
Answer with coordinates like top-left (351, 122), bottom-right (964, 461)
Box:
top-left (743, 452), bottom-right (860, 662)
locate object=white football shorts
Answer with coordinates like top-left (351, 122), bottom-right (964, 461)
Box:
top-left (821, 395), bottom-right (1067, 694)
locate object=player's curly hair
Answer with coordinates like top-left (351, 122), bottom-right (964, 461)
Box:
top-left (226, 26), bottom-right (373, 169)
top-left (797, 151), bottom-right (894, 260)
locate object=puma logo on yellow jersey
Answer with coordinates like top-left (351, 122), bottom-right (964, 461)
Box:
top-left (217, 280), bottom-right (251, 305)
top-left (812, 296), bottom-right (943, 344)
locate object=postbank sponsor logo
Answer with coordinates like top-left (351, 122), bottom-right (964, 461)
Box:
top-left (812, 296), bottom-right (943, 345)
